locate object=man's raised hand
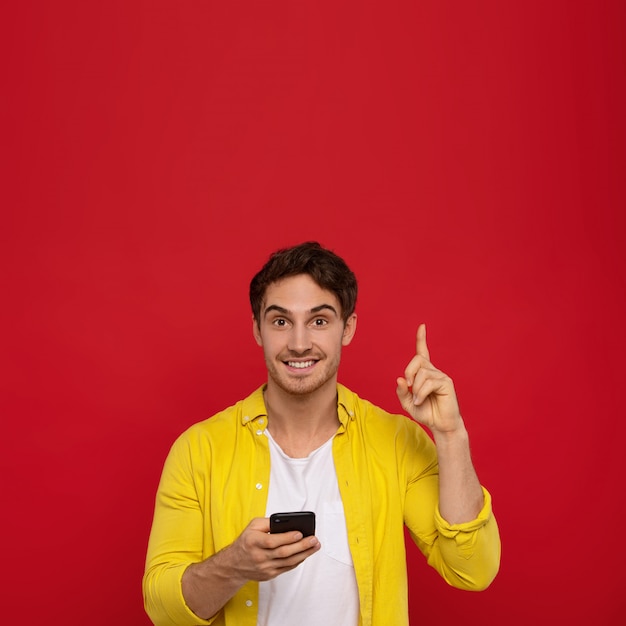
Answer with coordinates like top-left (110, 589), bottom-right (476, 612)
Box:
top-left (396, 324), bottom-right (464, 435)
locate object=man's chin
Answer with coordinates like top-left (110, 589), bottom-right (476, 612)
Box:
top-left (269, 373), bottom-right (332, 397)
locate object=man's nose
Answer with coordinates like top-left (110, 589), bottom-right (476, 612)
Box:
top-left (288, 323), bottom-right (312, 353)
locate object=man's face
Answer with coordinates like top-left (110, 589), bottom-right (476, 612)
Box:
top-left (253, 274), bottom-right (357, 397)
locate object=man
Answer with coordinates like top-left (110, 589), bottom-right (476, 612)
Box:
top-left (143, 242), bottom-right (500, 626)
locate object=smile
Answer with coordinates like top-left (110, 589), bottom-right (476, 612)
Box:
top-left (286, 360), bottom-right (317, 369)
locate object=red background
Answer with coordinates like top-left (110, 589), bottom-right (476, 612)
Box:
top-left (2, 2), bottom-right (625, 624)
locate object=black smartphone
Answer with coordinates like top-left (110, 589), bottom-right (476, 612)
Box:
top-left (269, 511), bottom-right (316, 537)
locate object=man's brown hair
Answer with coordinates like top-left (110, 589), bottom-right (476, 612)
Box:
top-left (249, 242), bottom-right (358, 324)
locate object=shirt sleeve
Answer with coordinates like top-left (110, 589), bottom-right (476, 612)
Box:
top-left (402, 427), bottom-right (501, 591)
top-left (142, 432), bottom-right (217, 626)
top-left (429, 486), bottom-right (501, 590)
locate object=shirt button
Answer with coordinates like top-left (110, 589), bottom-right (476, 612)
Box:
top-left (258, 418), bottom-right (265, 425)
top-left (256, 429), bottom-right (264, 436)
top-left (243, 415), bottom-right (250, 422)
top-left (245, 600), bottom-right (253, 607)
top-left (255, 483), bottom-right (263, 490)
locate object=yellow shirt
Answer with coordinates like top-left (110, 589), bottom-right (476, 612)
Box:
top-left (143, 385), bottom-right (500, 626)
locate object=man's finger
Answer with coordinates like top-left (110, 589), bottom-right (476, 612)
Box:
top-left (416, 323), bottom-right (430, 361)
top-left (396, 377), bottom-right (416, 413)
top-left (396, 376), bottom-right (410, 397)
top-left (249, 517), bottom-right (271, 533)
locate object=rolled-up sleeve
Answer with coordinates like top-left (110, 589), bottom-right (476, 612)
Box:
top-left (406, 480), bottom-right (500, 591)
top-left (142, 435), bottom-right (216, 626)
top-left (430, 487), bottom-right (501, 589)
top-left (401, 424), bottom-right (501, 591)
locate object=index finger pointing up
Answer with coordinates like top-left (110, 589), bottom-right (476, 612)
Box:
top-left (416, 323), bottom-right (430, 360)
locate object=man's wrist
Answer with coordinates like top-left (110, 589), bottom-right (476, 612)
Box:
top-left (431, 418), bottom-right (468, 445)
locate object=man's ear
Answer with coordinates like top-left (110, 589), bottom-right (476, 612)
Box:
top-left (252, 316), bottom-right (263, 346)
top-left (341, 313), bottom-right (358, 346)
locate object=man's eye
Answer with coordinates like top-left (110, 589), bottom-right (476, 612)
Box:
top-left (273, 319), bottom-right (287, 327)
top-left (313, 318), bottom-right (328, 326)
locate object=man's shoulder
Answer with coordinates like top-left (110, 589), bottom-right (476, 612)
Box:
top-left (337, 383), bottom-right (418, 429)
top-left (337, 385), bottom-right (434, 464)
top-left (178, 385), bottom-right (267, 440)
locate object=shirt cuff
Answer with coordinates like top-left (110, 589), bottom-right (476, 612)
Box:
top-left (434, 487), bottom-right (493, 556)
top-left (145, 563), bottom-right (215, 626)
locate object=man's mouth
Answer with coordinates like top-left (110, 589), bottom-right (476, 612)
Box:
top-left (285, 360), bottom-right (317, 369)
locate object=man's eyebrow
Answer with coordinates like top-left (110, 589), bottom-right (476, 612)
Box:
top-left (310, 304), bottom-right (339, 316)
top-left (263, 304), bottom-right (339, 317)
top-left (263, 305), bottom-right (289, 317)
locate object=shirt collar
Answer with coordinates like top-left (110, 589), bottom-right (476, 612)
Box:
top-left (240, 385), bottom-right (268, 425)
top-left (337, 383), bottom-right (357, 427)
top-left (239, 383), bottom-right (357, 426)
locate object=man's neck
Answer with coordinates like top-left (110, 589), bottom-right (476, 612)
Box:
top-left (263, 378), bottom-right (340, 458)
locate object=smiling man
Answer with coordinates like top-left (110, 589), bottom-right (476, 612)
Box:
top-left (254, 273), bottom-right (356, 402)
top-left (143, 242), bottom-right (501, 626)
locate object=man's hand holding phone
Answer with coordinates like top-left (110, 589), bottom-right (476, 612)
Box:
top-left (181, 516), bottom-right (320, 620)
top-left (226, 515), bottom-right (320, 583)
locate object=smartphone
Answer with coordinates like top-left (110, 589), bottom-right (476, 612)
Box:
top-left (269, 511), bottom-right (316, 537)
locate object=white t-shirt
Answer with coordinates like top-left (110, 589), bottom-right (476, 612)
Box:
top-left (257, 431), bottom-right (360, 626)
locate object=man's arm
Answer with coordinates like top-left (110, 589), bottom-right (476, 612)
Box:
top-left (143, 431), bottom-right (320, 626)
top-left (396, 324), bottom-right (485, 524)
top-left (181, 518), bottom-right (320, 620)
top-left (396, 324), bottom-right (499, 590)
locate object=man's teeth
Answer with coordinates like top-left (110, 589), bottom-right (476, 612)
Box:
top-left (288, 360), bottom-right (316, 369)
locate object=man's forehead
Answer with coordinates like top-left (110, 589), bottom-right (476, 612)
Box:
top-left (261, 275), bottom-right (341, 315)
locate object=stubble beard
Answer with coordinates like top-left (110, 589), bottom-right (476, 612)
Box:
top-left (266, 352), bottom-right (342, 397)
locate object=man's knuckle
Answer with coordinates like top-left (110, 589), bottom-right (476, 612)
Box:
top-left (275, 545), bottom-right (291, 559)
